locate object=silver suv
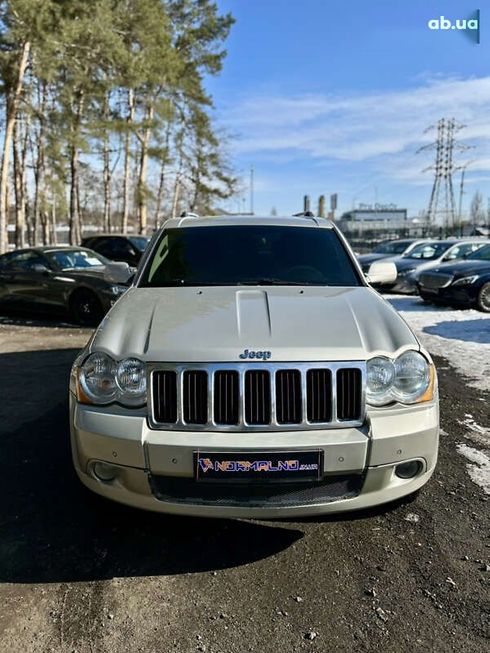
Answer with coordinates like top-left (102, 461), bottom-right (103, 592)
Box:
top-left (69, 215), bottom-right (439, 518)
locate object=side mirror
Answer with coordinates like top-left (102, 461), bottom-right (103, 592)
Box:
top-left (32, 263), bottom-right (50, 275)
top-left (366, 261), bottom-right (397, 285)
top-left (105, 261), bottom-right (132, 284)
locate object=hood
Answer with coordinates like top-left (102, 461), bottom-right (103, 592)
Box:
top-left (58, 265), bottom-right (133, 284)
top-left (430, 259), bottom-right (490, 277)
top-left (357, 253), bottom-right (391, 264)
top-left (90, 286), bottom-right (419, 362)
top-left (394, 256), bottom-right (433, 273)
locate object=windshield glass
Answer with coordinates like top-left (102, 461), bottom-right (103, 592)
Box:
top-left (139, 226), bottom-right (361, 287)
top-left (468, 244), bottom-right (490, 261)
top-left (374, 240), bottom-right (409, 255)
top-left (129, 236), bottom-right (150, 252)
top-left (404, 242), bottom-right (450, 260)
top-left (46, 249), bottom-right (108, 270)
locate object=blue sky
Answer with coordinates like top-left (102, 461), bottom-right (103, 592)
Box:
top-left (207, 1), bottom-right (489, 217)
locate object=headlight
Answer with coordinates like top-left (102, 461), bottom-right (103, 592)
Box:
top-left (116, 358), bottom-right (147, 405)
top-left (366, 357), bottom-right (395, 406)
top-left (78, 353), bottom-right (146, 406)
top-left (110, 284), bottom-right (128, 296)
top-left (393, 351), bottom-right (430, 402)
top-left (397, 268), bottom-right (415, 278)
top-left (367, 351), bottom-right (433, 406)
top-left (79, 352), bottom-right (118, 404)
top-left (452, 275), bottom-right (478, 286)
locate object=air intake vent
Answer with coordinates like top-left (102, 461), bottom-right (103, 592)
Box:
top-left (245, 370), bottom-right (271, 425)
top-left (183, 371), bottom-right (208, 424)
top-left (214, 370), bottom-right (239, 425)
top-left (306, 368), bottom-right (332, 422)
top-left (153, 370), bottom-right (177, 423)
top-left (337, 368), bottom-right (362, 421)
top-left (276, 369), bottom-right (302, 424)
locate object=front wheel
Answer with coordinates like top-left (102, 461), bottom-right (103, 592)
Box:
top-left (476, 282), bottom-right (490, 313)
top-left (70, 289), bottom-right (104, 326)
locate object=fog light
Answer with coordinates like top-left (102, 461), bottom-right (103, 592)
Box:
top-left (93, 461), bottom-right (117, 482)
top-left (395, 460), bottom-right (422, 479)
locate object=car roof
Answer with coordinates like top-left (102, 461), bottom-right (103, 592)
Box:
top-left (1, 246), bottom-right (93, 255)
top-left (162, 215), bottom-right (334, 229)
top-left (82, 233), bottom-right (150, 239)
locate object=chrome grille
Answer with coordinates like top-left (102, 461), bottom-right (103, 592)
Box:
top-left (419, 272), bottom-right (454, 289)
top-left (151, 362), bottom-right (365, 431)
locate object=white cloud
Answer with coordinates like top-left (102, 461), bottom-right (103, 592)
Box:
top-left (221, 76), bottom-right (490, 182)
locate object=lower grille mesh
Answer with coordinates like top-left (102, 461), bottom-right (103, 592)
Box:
top-left (150, 474), bottom-right (364, 507)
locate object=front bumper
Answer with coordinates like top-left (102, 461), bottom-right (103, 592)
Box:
top-left (419, 283), bottom-right (478, 306)
top-left (70, 396), bottom-right (439, 518)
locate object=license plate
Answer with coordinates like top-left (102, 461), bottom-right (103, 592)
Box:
top-left (194, 450), bottom-right (322, 483)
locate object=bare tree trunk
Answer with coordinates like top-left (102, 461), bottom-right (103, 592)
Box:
top-left (13, 113), bottom-right (26, 248)
top-left (50, 193), bottom-right (57, 245)
top-left (137, 103), bottom-right (154, 235)
top-left (172, 149), bottom-right (183, 218)
top-left (0, 41), bottom-right (30, 253)
top-left (102, 94), bottom-right (112, 232)
top-left (69, 91), bottom-right (84, 245)
top-left (33, 81), bottom-right (48, 244)
top-left (121, 88), bottom-right (134, 233)
top-left (154, 125), bottom-right (171, 228)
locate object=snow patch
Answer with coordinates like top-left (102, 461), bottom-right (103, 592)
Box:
top-left (456, 443), bottom-right (490, 495)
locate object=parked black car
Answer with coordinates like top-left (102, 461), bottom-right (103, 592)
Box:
top-left (417, 243), bottom-right (490, 312)
top-left (0, 247), bottom-right (132, 325)
top-left (81, 234), bottom-right (150, 266)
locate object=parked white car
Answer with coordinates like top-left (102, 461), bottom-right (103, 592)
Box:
top-left (70, 215), bottom-right (439, 518)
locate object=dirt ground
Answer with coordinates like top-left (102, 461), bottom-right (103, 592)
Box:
top-left (0, 315), bottom-right (489, 653)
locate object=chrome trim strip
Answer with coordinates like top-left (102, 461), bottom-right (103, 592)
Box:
top-left (148, 361), bottom-right (366, 432)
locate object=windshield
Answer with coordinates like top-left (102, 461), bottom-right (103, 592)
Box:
top-left (46, 249), bottom-right (108, 270)
top-left (404, 242), bottom-right (450, 260)
top-left (129, 236), bottom-right (150, 252)
top-left (139, 226), bottom-right (361, 287)
top-left (468, 244), bottom-right (490, 261)
top-left (373, 240), bottom-right (410, 255)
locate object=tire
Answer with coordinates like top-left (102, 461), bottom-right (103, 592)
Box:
top-left (476, 282), bottom-right (490, 313)
top-left (70, 289), bottom-right (104, 326)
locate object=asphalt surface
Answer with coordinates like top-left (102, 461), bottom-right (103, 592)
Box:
top-left (0, 316), bottom-right (488, 653)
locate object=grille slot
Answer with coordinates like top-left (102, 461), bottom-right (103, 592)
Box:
top-left (183, 371), bottom-right (208, 424)
top-left (337, 368), bottom-right (362, 421)
top-left (306, 368), bottom-right (332, 422)
top-left (153, 370), bottom-right (177, 423)
top-left (276, 369), bottom-right (302, 424)
top-left (214, 371), bottom-right (239, 425)
top-left (245, 370), bottom-right (271, 425)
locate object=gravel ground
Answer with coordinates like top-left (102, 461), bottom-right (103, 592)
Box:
top-left (0, 310), bottom-right (489, 653)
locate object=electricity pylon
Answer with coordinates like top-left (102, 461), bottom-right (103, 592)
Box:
top-left (418, 118), bottom-right (472, 231)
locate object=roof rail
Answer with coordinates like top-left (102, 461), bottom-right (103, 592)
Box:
top-left (293, 211), bottom-right (315, 217)
top-left (292, 210), bottom-right (319, 225)
top-left (177, 211), bottom-right (200, 227)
